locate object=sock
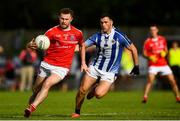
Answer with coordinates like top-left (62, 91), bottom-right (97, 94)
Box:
top-left (29, 104), bottom-right (36, 112)
top-left (75, 109), bottom-right (80, 114)
top-left (143, 96), bottom-right (148, 100)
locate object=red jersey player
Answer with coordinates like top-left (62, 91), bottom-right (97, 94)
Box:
top-left (23, 8), bottom-right (88, 118)
top-left (142, 25), bottom-right (180, 103)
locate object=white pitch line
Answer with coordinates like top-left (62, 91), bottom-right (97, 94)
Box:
top-left (82, 112), bottom-right (118, 116)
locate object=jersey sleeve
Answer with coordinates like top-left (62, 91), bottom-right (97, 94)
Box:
top-left (77, 31), bottom-right (84, 45)
top-left (85, 33), bottom-right (98, 47)
top-left (143, 39), bottom-right (153, 56)
top-left (143, 39), bottom-right (149, 52)
top-left (163, 37), bottom-right (167, 48)
top-left (118, 33), bottom-right (132, 48)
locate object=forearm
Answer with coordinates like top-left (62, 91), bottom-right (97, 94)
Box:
top-left (128, 44), bottom-right (139, 65)
top-left (79, 43), bottom-right (86, 65)
top-left (143, 51), bottom-right (149, 59)
top-left (132, 47), bottom-right (139, 65)
top-left (129, 45), bottom-right (140, 75)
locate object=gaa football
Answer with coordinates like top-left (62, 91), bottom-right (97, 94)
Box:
top-left (35, 35), bottom-right (50, 50)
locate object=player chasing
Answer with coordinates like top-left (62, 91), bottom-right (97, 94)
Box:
top-left (23, 8), bottom-right (88, 118)
top-left (71, 13), bottom-right (140, 118)
top-left (142, 25), bottom-right (180, 103)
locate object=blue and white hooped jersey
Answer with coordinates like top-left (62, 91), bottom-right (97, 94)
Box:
top-left (85, 28), bottom-right (132, 74)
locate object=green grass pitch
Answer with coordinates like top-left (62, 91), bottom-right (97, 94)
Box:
top-left (0, 90), bottom-right (180, 120)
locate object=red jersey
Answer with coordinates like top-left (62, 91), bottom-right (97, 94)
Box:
top-left (143, 35), bottom-right (168, 66)
top-left (44, 25), bottom-right (83, 69)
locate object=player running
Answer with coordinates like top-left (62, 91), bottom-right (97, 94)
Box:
top-left (23, 8), bottom-right (88, 118)
top-left (142, 25), bottom-right (180, 103)
top-left (71, 13), bottom-right (140, 118)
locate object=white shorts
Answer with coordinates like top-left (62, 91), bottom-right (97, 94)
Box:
top-left (148, 65), bottom-right (172, 76)
top-left (87, 65), bottom-right (116, 83)
top-left (38, 61), bottom-right (69, 79)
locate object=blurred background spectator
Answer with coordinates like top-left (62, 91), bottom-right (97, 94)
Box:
top-left (19, 47), bottom-right (38, 91)
top-left (0, 45), bottom-right (6, 87)
top-left (4, 56), bottom-right (16, 91)
top-left (168, 41), bottom-right (180, 88)
top-left (114, 48), bottom-right (134, 90)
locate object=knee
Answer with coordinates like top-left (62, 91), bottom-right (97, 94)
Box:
top-left (95, 91), bottom-right (104, 99)
top-left (147, 80), bottom-right (153, 85)
top-left (42, 81), bottom-right (51, 90)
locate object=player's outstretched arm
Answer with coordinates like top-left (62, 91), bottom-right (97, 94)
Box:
top-left (79, 43), bottom-right (89, 73)
top-left (127, 43), bottom-right (140, 75)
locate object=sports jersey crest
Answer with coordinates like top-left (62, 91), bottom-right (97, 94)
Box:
top-left (111, 39), bottom-right (116, 44)
top-left (70, 35), bottom-right (75, 41)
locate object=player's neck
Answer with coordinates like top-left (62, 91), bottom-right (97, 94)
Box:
top-left (152, 35), bottom-right (158, 39)
top-left (103, 27), bottom-right (113, 35)
top-left (61, 25), bottom-right (71, 31)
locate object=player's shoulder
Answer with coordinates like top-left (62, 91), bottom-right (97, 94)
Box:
top-left (143, 38), bottom-right (152, 46)
top-left (45, 25), bottom-right (59, 34)
top-left (145, 37), bottom-right (152, 42)
top-left (114, 28), bottom-right (124, 35)
top-left (93, 31), bottom-right (101, 36)
top-left (114, 28), bottom-right (132, 43)
top-left (158, 35), bottom-right (166, 40)
top-left (114, 28), bottom-right (128, 39)
top-left (89, 32), bottom-right (101, 41)
top-left (71, 25), bottom-right (83, 34)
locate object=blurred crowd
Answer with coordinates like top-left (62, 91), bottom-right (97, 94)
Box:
top-left (0, 46), bottom-right (40, 91)
top-left (0, 40), bottom-right (180, 91)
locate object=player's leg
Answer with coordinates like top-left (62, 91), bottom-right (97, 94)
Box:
top-left (28, 75), bottom-right (46, 104)
top-left (142, 73), bottom-right (156, 103)
top-left (32, 73), bottom-right (62, 107)
top-left (86, 77), bottom-right (100, 99)
top-left (24, 63), bottom-right (69, 118)
top-left (72, 74), bottom-right (97, 118)
top-left (24, 73), bottom-right (62, 117)
top-left (165, 74), bottom-right (180, 102)
top-left (24, 73), bottom-right (62, 118)
top-left (28, 65), bottom-right (48, 104)
top-left (24, 75), bottom-right (46, 118)
top-left (94, 80), bottom-right (112, 99)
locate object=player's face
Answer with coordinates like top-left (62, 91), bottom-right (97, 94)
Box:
top-left (100, 17), bottom-right (113, 34)
top-left (150, 26), bottom-right (159, 38)
top-left (59, 13), bottom-right (73, 29)
top-left (172, 42), bottom-right (178, 48)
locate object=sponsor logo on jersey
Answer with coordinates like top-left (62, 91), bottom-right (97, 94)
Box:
top-left (111, 39), bottom-right (116, 44)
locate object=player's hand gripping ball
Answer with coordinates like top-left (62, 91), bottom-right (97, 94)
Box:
top-left (35, 35), bottom-right (50, 50)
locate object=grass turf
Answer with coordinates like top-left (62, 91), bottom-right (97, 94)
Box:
top-left (0, 90), bottom-right (180, 120)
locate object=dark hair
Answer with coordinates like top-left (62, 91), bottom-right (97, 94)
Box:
top-left (58, 8), bottom-right (74, 17)
top-left (100, 13), bottom-right (113, 20)
top-left (150, 24), bottom-right (158, 28)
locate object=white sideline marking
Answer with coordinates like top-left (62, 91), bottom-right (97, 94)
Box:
top-left (82, 113), bottom-right (118, 116)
